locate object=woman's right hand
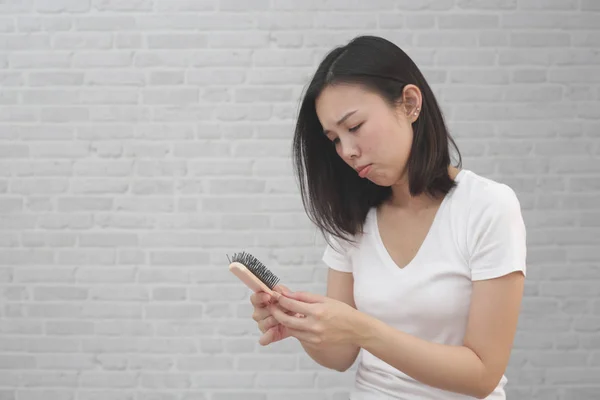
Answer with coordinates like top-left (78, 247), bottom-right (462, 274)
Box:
top-left (250, 284), bottom-right (293, 346)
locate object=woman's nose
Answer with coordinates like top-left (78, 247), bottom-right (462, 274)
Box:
top-left (338, 136), bottom-right (359, 160)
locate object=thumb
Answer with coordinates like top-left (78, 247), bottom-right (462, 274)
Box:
top-left (283, 290), bottom-right (325, 304)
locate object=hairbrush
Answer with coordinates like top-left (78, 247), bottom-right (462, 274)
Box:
top-left (227, 252), bottom-right (281, 295)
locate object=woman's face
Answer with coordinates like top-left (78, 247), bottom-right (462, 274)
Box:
top-left (315, 83), bottom-right (420, 187)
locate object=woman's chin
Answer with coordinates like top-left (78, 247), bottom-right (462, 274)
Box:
top-left (366, 174), bottom-right (391, 187)
top-left (369, 171), bottom-right (407, 187)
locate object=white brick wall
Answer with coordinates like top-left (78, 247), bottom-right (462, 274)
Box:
top-left (0, 1), bottom-right (599, 399)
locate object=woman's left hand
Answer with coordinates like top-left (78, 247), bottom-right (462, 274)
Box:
top-left (268, 290), bottom-right (362, 346)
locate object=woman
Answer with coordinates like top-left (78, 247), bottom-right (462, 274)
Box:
top-left (250, 35), bottom-right (526, 400)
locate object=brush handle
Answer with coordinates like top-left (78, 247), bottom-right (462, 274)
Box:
top-left (230, 262), bottom-right (304, 319)
top-left (229, 262), bottom-right (274, 296)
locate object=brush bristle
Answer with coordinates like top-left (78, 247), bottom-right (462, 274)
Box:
top-left (227, 252), bottom-right (280, 290)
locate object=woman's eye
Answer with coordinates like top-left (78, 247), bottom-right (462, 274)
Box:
top-left (349, 123), bottom-right (362, 132)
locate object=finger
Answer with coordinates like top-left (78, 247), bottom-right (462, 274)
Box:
top-left (273, 284), bottom-right (292, 296)
top-left (252, 303), bottom-right (294, 323)
top-left (259, 326), bottom-right (279, 346)
top-left (287, 328), bottom-right (320, 345)
top-left (250, 291), bottom-right (272, 307)
top-left (269, 303), bottom-right (309, 330)
top-left (282, 291), bottom-right (325, 304)
top-left (274, 293), bottom-right (316, 316)
top-left (259, 329), bottom-right (274, 346)
top-left (258, 316), bottom-right (279, 333)
top-left (252, 306), bottom-right (271, 322)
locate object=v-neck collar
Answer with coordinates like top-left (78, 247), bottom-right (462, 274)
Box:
top-left (370, 169), bottom-right (465, 273)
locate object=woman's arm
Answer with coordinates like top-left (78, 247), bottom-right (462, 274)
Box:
top-left (351, 271), bottom-right (524, 398)
top-left (299, 268), bottom-right (360, 372)
top-left (271, 270), bottom-right (524, 399)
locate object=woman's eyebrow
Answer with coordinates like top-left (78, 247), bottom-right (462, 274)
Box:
top-left (323, 109), bottom-right (358, 134)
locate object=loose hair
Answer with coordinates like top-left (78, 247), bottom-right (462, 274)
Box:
top-left (292, 35), bottom-right (462, 246)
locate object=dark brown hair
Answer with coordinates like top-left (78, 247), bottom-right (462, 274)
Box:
top-left (292, 35), bottom-right (462, 245)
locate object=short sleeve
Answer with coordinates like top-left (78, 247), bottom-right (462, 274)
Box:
top-left (322, 233), bottom-right (353, 273)
top-left (467, 184), bottom-right (527, 281)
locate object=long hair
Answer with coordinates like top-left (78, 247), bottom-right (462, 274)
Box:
top-left (292, 35), bottom-right (462, 246)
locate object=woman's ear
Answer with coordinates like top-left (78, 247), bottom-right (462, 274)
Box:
top-left (401, 84), bottom-right (422, 122)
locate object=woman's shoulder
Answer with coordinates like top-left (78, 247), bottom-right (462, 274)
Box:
top-left (451, 170), bottom-right (527, 279)
top-left (451, 170), bottom-right (525, 253)
top-left (452, 169), bottom-right (522, 212)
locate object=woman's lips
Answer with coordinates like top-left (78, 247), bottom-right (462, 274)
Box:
top-left (357, 164), bottom-right (372, 178)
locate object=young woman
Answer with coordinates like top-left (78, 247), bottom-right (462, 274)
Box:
top-left (250, 35), bottom-right (526, 400)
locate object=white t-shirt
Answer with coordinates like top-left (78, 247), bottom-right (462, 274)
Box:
top-left (322, 169), bottom-right (527, 400)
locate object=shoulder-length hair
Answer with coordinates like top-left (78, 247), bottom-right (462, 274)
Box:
top-left (292, 35), bottom-right (462, 245)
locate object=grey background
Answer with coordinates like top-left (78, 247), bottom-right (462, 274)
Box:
top-left (1, 0), bottom-right (599, 399)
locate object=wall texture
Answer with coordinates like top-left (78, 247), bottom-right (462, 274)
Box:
top-left (1, 0), bottom-right (599, 399)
